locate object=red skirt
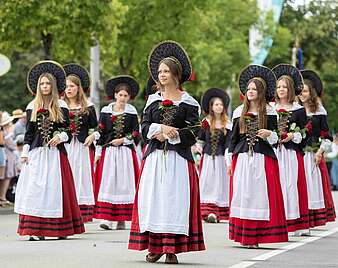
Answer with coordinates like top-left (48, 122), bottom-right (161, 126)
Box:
top-left (309, 158), bottom-right (336, 227)
top-left (199, 155), bottom-right (229, 221)
top-left (201, 203), bottom-right (229, 221)
top-left (128, 159), bottom-right (205, 254)
top-left (93, 148), bottom-right (139, 221)
top-left (229, 154), bottom-right (288, 245)
top-left (80, 148), bottom-right (95, 223)
top-left (286, 152), bottom-right (310, 232)
top-left (17, 151), bottom-right (85, 237)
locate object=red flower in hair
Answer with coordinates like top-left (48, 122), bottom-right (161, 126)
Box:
top-left (98, 122), bottom-right (105, 130)
top-left (162, 99), bottom-right (174, 107)
top-left (240, 94), bottom-right (245, 102)
top-left (201, 119), bottom-right (209, 130)
top-left (320, 130), bottom-right (329, 138)
top-left (305, 121), bottom-right (313, 134)
top-left (132, 130), bottom-right (140, 137)
top-left (69, 111), bottom-right (75, 119)
top-left (70, 122), bottom-right (77, 133)
top-left (281, 131), bottom-right (288, 140)
top-left (111, 115), bottom-right (118, 123)
top-left (37, 108), bottom-right (47, 113)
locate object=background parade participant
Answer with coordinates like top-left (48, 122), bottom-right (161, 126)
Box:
top-left (271, 64), bottom-right (309, 234)
top-left (299, 69), bottom-right (336, 230)
top-left (228, 65), bottom-right (288, 248)
top-left (63, 63), bottom-right (98, 223)
top-left (14, 61), bottom-right (85, 241)
top-left (128, 41), bottom-right (205, 264)
top-left (197, 88), bottom-right (232, 223)
top-left (94, 75), bottom-right (140, 231)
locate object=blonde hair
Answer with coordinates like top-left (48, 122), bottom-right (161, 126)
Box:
top-left (275, 75), bottom-right (296, 103)
top-left (240, 78), bottom-right (267, 133)
top-left (64, 75), bottom-right (89, 114)
top-left (207, 97), bottom-right (228, 135)
top-left (31, 73), bottom-right (64, 123)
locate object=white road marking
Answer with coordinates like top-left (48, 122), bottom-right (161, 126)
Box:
top-left (229, 227), bottom-right (338, 268)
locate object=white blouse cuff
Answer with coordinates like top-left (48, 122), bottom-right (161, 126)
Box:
top-left (56, 132), bottom-right (69, 143)
top-left (320, 139), bottom-right (332, 153)
top-left (292, 132), bottom-right (302, 144)
top-left (147, 123), bottom-right (162, 139)
top-left (267, 131), bottom-right (278, 145)
top-left (21, 144), bottom-right (30, 158)
top-left (93, 131), bottom-right (101, 141)
top-left (225, 149), bottom-right (232, 166)
top-left (123, 137), bottom-right (134, 145)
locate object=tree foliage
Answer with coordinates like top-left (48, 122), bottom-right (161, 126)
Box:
top-left (265, 0), bottom-right (338, 130)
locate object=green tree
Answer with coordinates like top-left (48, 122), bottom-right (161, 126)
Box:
top-left (265, 0), bottom-right (338, 130)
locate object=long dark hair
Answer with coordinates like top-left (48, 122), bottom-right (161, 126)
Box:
top-left (207, 97), bottom-right (228, 135)
top-left (301, 79), bottom-right (319, 113)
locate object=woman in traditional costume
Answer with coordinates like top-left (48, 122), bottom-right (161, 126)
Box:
top-left (15, 61), bottom-right (85, 240)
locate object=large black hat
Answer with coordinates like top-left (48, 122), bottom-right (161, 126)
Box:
top-left (272, 64), bottom-right (303, 95)
top-left (300, 69), bottom-right (323, 97)
top-left (64, 63), bottom-right (91, 92)
top-left (145, 76), bottom-right (157, 98)
top-left (105, 75), bottom-right (139, 99)
top-left (238, 64), bottom-right (276, 101)
top-left (201, 88), bottom-right (230, 114)
top-left (148, 40), bottom-right (192, 84)
top-left (27, 60), bottom-right (66, 94)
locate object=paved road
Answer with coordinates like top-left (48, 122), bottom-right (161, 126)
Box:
top-left (0, 192), bottom-right (337, 268)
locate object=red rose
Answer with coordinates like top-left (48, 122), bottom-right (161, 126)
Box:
top-left (305, 121), bottom-right (313, 133)
top-left (132, 130), bottom-right (140, 137)
top-left (277, 109), bottom-right (288, 113)
top-left (162, 99), bottom-right (174, 107)
top-left (239, 94), bottom-right (245, 102)
top-left (281, 131), bottom-right (288, 140)
top-left (70, 122), bottom-right (77, 133)
top-left (245, 112), bottom-right (255, 118)
top-left (111, 115), bottom-right (118, 123)
top-left (69, 111), bottom-right (75, 119)
top-left (320, 130), bottom-right (329, 138)
top-left (201, 119), bottom-right (209, 130)
top-left (99, 122), bottom-right (105, 130)
top-left (37, 108), bottom-right (47, 113)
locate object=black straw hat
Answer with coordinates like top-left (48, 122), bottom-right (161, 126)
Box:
top-left (201, 88), bottom-right (230, 114)
top-left (272, 64), bottom-right (303, 95)
top-left (64, 63), bottom-right (91, 92)
top-left (27, 60), bottom-right (66, 94)
top-left (105, 75), bottom-right (140, 99)
top-left (148, 40), bottom-right (192, 84)
top-left (300, 69), bottom-right (323, 97)
top-left (238, 64), bottom-right (276, 101)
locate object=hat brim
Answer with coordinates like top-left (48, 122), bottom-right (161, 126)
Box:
top-left (148, 40), bottom-right (192, 83)
top-left (145, 76), bottom-right (157, 98)
top-left (106, 75), bottom-right (139, 99)
top-left (238, 65), bottom-right (276, 101)
top-left (301, 69), bottom-right (323, 96)
top-left (272, 64), bottom-right (303, 95)
top-left (64, 63), bottom-right (91, 91)
top-left (201, 88), bottom-right (230, 114)
top-left (27, 61), bottom-right (66, 94)
top-left (1, 117), bottom-right (14, 126)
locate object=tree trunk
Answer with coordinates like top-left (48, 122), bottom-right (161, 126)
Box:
top-left (41, 31), bottom-right (53, 60)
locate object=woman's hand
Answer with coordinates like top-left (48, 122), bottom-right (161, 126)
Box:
top-left (154, 133), bottom-right (165, 142)
top-left (227, 166), bottom-right (232, 177)
top-left (257, 129), bottom-right (272, 139)
top-left (84, 134), bottom-right (95, 147)
top-left (161, 125), bottom-right (178, 139)
top-left (48, 135), bottom-right (61, 147)
top-left (111, 138), bottom-right (124, 147)
top-left (281, 133), bottom-right (294, 143)
top-left (94, 155), bottom-right (101, 165)
top-left (315, 151), bottom-right (323, 165)
top-left (21, 157), bottom-right (28, 164)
